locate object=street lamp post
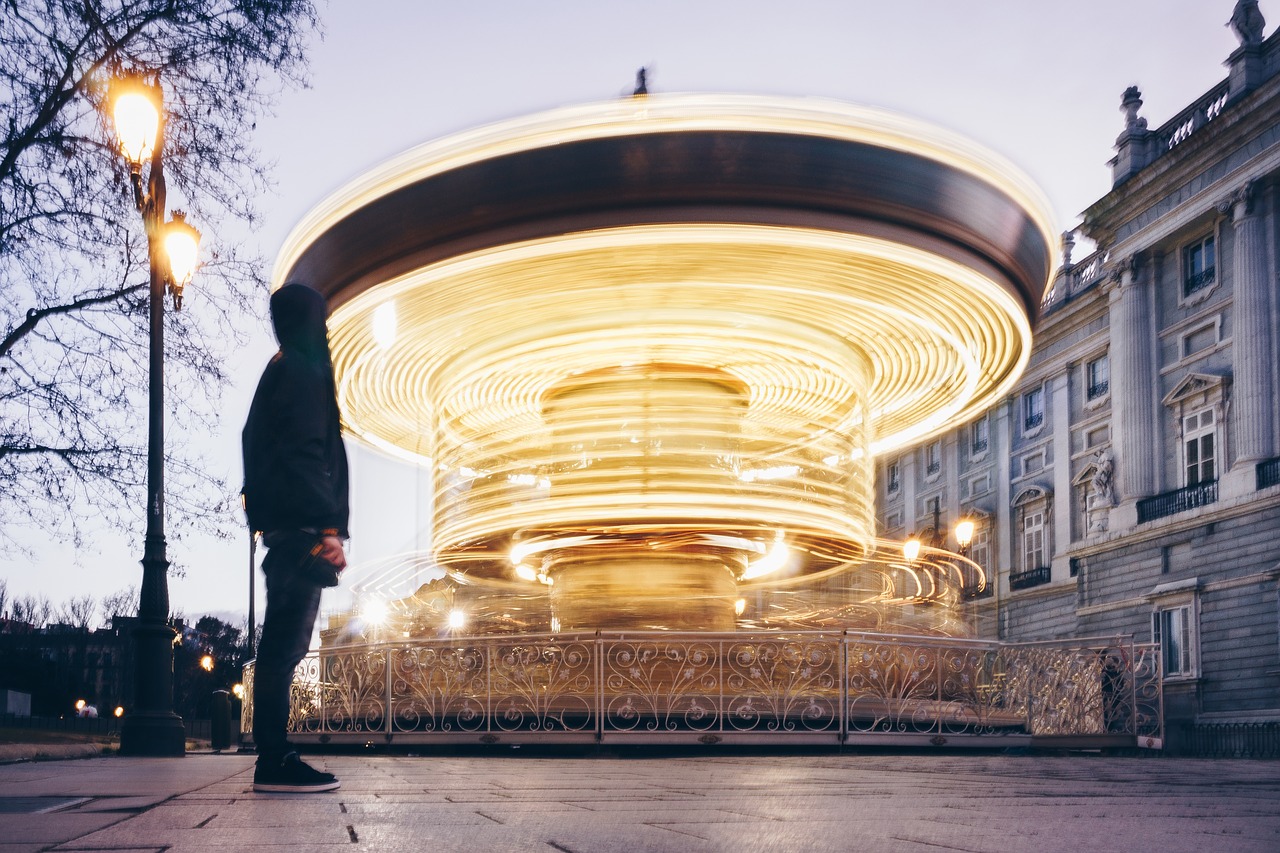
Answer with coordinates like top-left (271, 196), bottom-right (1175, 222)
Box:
top-left (902, 497), bottom-right (979, 581)
top-left (110, 73), bottom-right (200, 757)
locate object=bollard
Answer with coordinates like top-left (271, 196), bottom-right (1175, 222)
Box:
top-left (210, 689), bottom-right (232, 752)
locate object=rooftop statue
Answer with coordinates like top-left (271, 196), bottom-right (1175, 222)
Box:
top-left (1230, 0), bottom-right (1266, 47)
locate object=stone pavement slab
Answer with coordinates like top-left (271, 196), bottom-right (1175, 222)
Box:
top-left (0, 752), bottom-right (1275, 852)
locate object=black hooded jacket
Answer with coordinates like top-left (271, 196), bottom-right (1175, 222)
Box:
top-left (241, 283), bottom-right (350, 537)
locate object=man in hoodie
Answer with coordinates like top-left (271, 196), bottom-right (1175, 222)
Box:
top-left (242, 283), bottom-right (348, 793)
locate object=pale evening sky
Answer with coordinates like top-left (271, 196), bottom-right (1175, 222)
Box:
top-left (3, 0), bottom-right (1252, 625)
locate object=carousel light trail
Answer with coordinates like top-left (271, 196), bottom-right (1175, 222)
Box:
top-left (274, 93), bottom-right (1054, 634)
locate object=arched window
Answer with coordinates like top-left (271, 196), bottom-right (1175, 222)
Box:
top-left (1010, 486), bottom-right (1052, 589)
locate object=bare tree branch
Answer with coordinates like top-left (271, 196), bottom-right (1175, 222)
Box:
top-left (1, 0), bottom-right (320, 550)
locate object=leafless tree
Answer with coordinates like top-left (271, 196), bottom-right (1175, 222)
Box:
top-left (0, 578), bottom-right (8, 619)
top-left (8, 593), bottom-right (53, 627)
top-left (1, 0), bottom-right (319, 551)
top-left (99, 583), bottom-right (139, 623)
top-left (59, 593), bottom-right (97, 629)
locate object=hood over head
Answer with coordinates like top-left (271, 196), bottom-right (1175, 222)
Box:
top-left (270, 283), bottom-right (330, 362)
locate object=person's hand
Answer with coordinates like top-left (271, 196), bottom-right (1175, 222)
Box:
top-left (319, 535), bottom-right (347, 571)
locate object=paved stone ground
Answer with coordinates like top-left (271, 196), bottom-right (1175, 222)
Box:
top-left (0, 751), bottom-right (1277, 852)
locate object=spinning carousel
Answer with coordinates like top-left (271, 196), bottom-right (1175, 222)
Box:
top-left (244, 94), bottom-right (1162, 746)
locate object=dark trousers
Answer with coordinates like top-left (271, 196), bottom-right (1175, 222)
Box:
top-left (252, 540), bottom-right (323, 763)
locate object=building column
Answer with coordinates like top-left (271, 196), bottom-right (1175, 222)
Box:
top-left (1225, 182), bottom-right (1275, 466)
top-left (1108, 255), bottom-right (1157, 509)
top-left (901, 448), bottom-right (918, 535)
top-left (1050, 370), bottom-right (1072, 580)
top-left (994, 399), bottom-right (1014, 600)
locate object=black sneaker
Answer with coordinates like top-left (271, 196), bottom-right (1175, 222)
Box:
top-left (252, 751), bottom-right (340, 793)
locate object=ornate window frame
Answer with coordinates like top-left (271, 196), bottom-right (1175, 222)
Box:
top-left (962, 507), bottom-right (993, 574)
top-left (1022, 385), bottom-right (1045, 436)
top-left (969, 416), bottom-right (990, 460)
top-left (1179, 229), bottom-right (1218, 306)
top-left (1012, 485), bottom-right (1052, 574)
top-left (885, 458), bottom-right (901, 496)
top-left (1148, 579), bottom-right (1201, 681)
top-left (1162, 373), bottom-right (1228, 489)
top-left (923, 440), bottom-right (942, 481)
top-left (1085, 352), bottom-right (1110, 409)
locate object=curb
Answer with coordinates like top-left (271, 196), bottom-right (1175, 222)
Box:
top-left (0, 743), bottom-right (112, 764)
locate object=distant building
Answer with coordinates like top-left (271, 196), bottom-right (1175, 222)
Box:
top-left (0, 618), bottom-right (130, 716)
top-left (878, 12), bottom-right (1280, 751)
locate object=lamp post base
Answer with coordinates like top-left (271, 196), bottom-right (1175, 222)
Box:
top-left (120, 618), bottom-right (185, 757)
top-left (119, 712), bottom-right (187, 756)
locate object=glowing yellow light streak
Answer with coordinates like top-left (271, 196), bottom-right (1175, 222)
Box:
top-left (281, 95), bottom-right (1043, 637)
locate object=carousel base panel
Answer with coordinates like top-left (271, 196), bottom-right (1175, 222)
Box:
top-left (241, 630), bottom-right (1163, 750)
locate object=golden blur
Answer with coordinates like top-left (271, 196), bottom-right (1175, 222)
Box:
top-left (290, 96), bottom-right (1053, 637)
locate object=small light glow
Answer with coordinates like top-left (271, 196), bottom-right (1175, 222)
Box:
top-left (372, 300), bottom-right (397, 349)
top-left (550, 616), bottom-right (561, 633)
top-left (514, 564), bottom-right (539, 582)
top-left (75, 699), bottom-right (86, 711)
top-left (903, 538), bottom-right (922, 563)
top-left (163, 213), bottom-right (201, 288)
top-left (232, 683), bottom-right (245, 699)
top-left (741, 537), bottom-right (790, 580)
top-left (739, 464), bottom-right (801, 483)
top-left (955, 519), bottom-right (975, 549)
top-left (448, 609), bottom-right (466, 629)
top-left (200, 654), bottom-right (214, 672)
top-left (734, 598), bottom-right (746, 616)
top-left (363, 597), bottom-right (389, 625)
top-left (110, 88), bottom-right (159, 166)
top-left (114, 706), bottom-right (125, 718)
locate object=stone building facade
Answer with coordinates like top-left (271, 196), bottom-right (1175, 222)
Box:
top-left (878, 11), bottom-right (1280, 748)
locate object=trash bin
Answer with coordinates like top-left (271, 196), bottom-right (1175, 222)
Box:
top-left (210, 689), bottom-right (232, 751)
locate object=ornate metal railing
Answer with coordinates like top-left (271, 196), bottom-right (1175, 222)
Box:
top-left (1183, 267), bottom-right (1216, 296)
top-left (1257, 457), bottom-right (1280, 490)
top-left (1009, 565), bottom-right (1050, 591)
top-left (1137, 480), bottom-right (1218, 523)
top-left (1188, 722), bottom-right (1280, 758)
top-left (244, 632), bottom-right (1161, 748)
